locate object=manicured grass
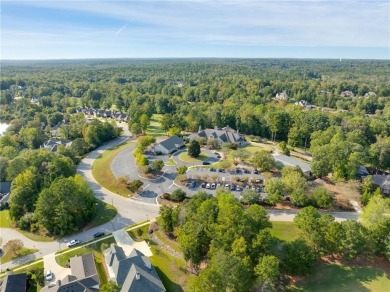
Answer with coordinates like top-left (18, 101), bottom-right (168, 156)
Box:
top-left (92, 141), bottom-right (134, 197)
top-left (270, 221), bottom-right (300, 242)
top-left (0, 210), bottom-right (11, 227)
top-left (82, 200), bottom-right (117, 231)
top-left (18, 230), bottom-right (54, 242)
top-left (165, 158), bottom-right (177, 166)
top-left (179, 152), bottom-right (209, 163)
top-left (288, 262), bottom-right (390, 292)
top-left (0, 247), bottom-right (38, 264)
top-left (146, 114), bottom-right (166, 137)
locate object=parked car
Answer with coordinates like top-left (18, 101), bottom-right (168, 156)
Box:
top-left (216, 183), bottom-right (221, 188)
top-left (190, 181), bottom-right (196, 188)
top-left (236, 186), bottom-right (241, 191)
top-left (235, 169), bottom-right (240, 174)
top-left (201, 182), bottom-right (206, 188)
top-left (209, 168), bottom-right (216, 172)
top-left (244, 169), bottom-right (250, 174)
top-left (67, 239), bottom-right (81, 247)
top-left (255, 179), bottom-right (261, 183)
top-left (216, 154), bottom-right (221, 158)
top-left (206, 183), bottom-right (211, 189)
top-left (253, 169), bottom-right (259, 174)
top-left (211, 183), bottom-right (216, 189)
top-left (245, 185), bottom-right (250, 189)
top-left (46, 270), bottom-right (53, 281)
top-left (93, 232), bottom-right (105, 238)
top-left (218, 168), bottom-right (225, 172)
top-left (230, 185), bottom-right (236, 191)
top-left (225, 184), bottom-right (230, 188)
top-left (202, 161), bottom-right (210, 165)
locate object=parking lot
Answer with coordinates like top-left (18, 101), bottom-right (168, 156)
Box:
top-left (184, 166), bottom-right (268, 200)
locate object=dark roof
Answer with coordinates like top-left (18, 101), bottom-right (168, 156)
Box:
top-left (191, 127), bottom-right (244, 144)
top-left (372, 175), bottom-right (390, 190)
top-left (158, 135), bottom-right (184, 151)
top-left (70, 254), bottom-right (97, 279)
top-left (104, 244), bottom-right (165, 292)
top-left (0, 182), bottom-right (11, 194)
top-left (1, 272), bottom-right (26, 292)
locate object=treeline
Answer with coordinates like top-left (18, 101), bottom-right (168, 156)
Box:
top-left (158, 192), bottom-right (390, 291)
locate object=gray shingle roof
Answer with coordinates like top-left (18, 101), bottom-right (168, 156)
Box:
top-left (372, 175), bottom-right (390, 191)
top-left (158, 135), bottom-right (184, 152)
top-left (0, 272), bottom-right (26, 292)
top-left (104, 245), bottom-right (165, 292)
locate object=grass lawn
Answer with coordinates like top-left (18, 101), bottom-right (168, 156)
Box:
top-left (288, 262), bottom-right (390, 292)
top-left (270, 221), bottom-right (300, 242)
top-left (179, 152), bottom-right (209, 163)
top-left (0, 247), bottom-right (38, 264)
top-left (92, 141), bottom-right (134, 197)
top-left (0, 210), bottom-right (54, 242)
top-left (165, 158), bottom-right (177, 166)
top-left (56, 237), bottom-right (116, 285)
top-left (0, 210), bottom-right (11, 227)
top-left (146, 114), bottom-right (166, 137)
top-left (82, 200), bottom-right (117, 231)
top-left (128, 225), bottom-right (193, 291)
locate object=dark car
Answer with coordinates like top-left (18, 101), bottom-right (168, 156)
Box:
top-left (244, 169), bottom-right (250, 174)
top-left (235, 168), bottom-right (240, 174)
top-left (230, 184), bottom-right (236, 191)
top-left (218, 168), bottom-right (225, 173)
top-left (253, 169), bottom-right (259, 174)
top-left (190, 181), bottom-right (196, 188)
top-left (216, 154), bottom-right (221, 158)
top-left (209, 167), bottom-right (216, 172)
top-left (93, 232), bottom-right (105, 238)
top-left (202, 161), bottom-right (210, 165)
top-left (201, 182), bottom-right (206, 188)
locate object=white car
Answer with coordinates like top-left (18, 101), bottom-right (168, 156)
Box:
top-left (46, 270), bottom-right (53, 281)
top-left (206, 183), bottom-right (211, 189)
top-left (67, 239), bottom-right (81, 247)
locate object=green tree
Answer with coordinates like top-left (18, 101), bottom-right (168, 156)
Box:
top-left (340, 220), bottom-right (369, 259)
top-left (159, 205), bottom-right (176, 234)
top-left (35, 175), bottom-right (96, 235)
top-left (0, 157), bottom-right (9, 181)
top-left (310, 186), bottom-right (334, 209)
top-left (176, 165), bottom-right (188, 174)
top-left (9, 167), bottom-right (40, 221)
top-left (282, 239), bottom-right (317, 276)
top-left (252, 150), bottom-right (275, 172)
top-left (130, 123), bottom-right (142, 136)
top-left (18, 127), bottom-right (47, 149)
top-left (127, 180), bottom-right (143, 193)
top-left (140, 113), bottom-right (150, 133)
top-left (188, 140), bottom-right (201, 158)
top-left (233, 148), bottom-right (251, 162)
top-left (167, 126), bottom-right (181, 137)
top-left (170, 189), bottom-right (186, 202)
top-left (70, 138), bottom-right (90, 156)
top-left (152, 159), bottom-right (164, 171)
top-left (264, 178), bottom-right (284, 205)
top-left (240, 189), bottom-right (259, 205)
top-left (254, 255), bottom-right (280, 291)
top-left (100, 281), bottom-right (121, 292)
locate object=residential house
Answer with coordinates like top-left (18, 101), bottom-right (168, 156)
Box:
top-left (275, 91), bottom-right (290, 100)
top-left (371, 175), bottom-right (390, 196)
top-left (294, 100), bottom-right (315, 109)
top-left (153, 135), bottom-right (184, 155)
top-left (364, 92), bottom-right (376, 97)
top-left (340, 91), bottom-right (355, 98)
top-left (104, 244), bottom-right (165, 292)
top-left (188, 126), bottom-right (246, 147)
top-left (0, 181), bottom-right (11, 203)
top-left (273, 154), bottom-right (312, 176)
top-left (0, 271), bottom-right (27, 292)
top-left (41, 254), bottom-right (99, 292)
top-left (41, 139), bottom-right (72, 152)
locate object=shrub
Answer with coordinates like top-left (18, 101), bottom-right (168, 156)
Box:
top-left (176, 165), bottom-right (188, 174)
top-left (170, 189), bottom-right (187, 202)
top-left (127, 180), bottom-right (144, 193)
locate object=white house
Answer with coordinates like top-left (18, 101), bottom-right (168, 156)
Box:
top-left (153, 135), bottom-right (184, 155)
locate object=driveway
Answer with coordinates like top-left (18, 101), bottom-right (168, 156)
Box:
top-left (43, 253), bottom-right (71, 286)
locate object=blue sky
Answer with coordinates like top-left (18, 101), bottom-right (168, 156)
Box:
top-left (1, 0), bottom-right (389, 59)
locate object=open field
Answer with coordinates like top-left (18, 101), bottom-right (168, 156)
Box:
top-left (92, 141), bottom-right (134, 197)
top-left (146, 114), bottom-right (166, 137)
top-left (82, 200), bottom-right (117, 231)
top-left (270, 221), bottom-right (300, 242)
top-left (288, 262), bottom-right (390, 292)
top-left (179, 152), bottom-right (209, 163)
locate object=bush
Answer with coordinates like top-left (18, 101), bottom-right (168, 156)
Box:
top-left (127, 180), bottom-right (144, 193)
top-left (176, 165), bottom-right (188, 174)
top-left (162, 193), bottom-right (171, 200)
top-left (309, 186), bottom-right (334, 209)
top-left (170, 189), bottom-right (187, 202)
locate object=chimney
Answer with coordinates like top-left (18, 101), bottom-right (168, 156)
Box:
top-left (136, 272), bottom-right (140, 280)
